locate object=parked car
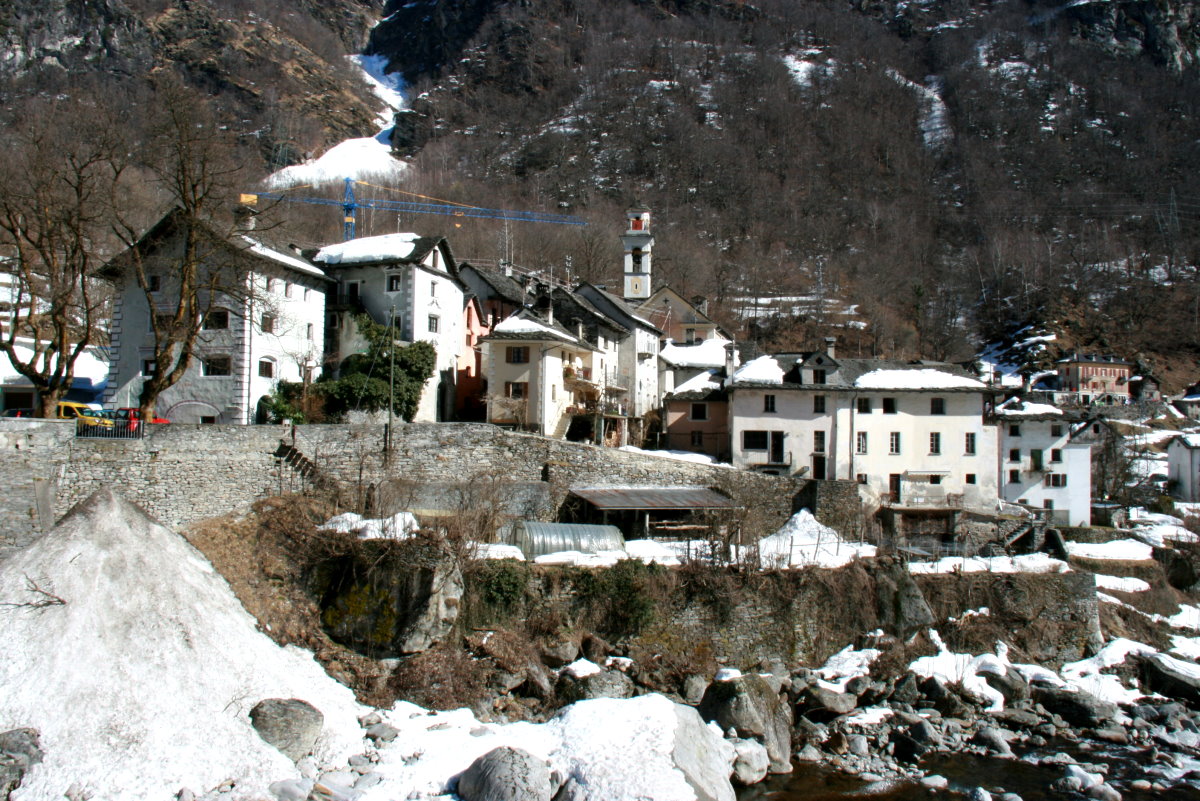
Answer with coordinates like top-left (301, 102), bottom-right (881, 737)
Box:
top-left (114, 407), bottom-right (170, 425)
top-left (3, 408), bottom-right (35, 418)
top-left (57, 401), bottom-right (114, 428)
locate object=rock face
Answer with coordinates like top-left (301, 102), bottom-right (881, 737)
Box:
top-left (249, 699), bottom-right (325, 762)
top-left (698, 674), bottom-right (793, 774)
top-left (0, 728), bottom-right (42, 800)
top-left (1138, 653), bottom-right (1200, 705)
top-left (875, 562), bottom-right (934, 637)
top-left (457, 746), bottom-right (553, 801)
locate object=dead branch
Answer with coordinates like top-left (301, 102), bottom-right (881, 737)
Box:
top-left (0, 574), bottom-right (67, 609)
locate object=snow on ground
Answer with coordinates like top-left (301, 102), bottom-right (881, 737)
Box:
top-left (1170, 635), bottom-right (1200, 660)
top-left (320, 511), bottom-right (418, 540)
top-left (0, 490), bottom-right (367, 801)
top-left (659, 337), bottom-right (732, 369)
top-left (314, 232), bottom-right (421, 265)
top-left (908, 631), bottom-right (1006, 711)
top-left (266, 55), bottom-right (409, 189)
top-left (1060, 638), bottom-right (1157, 706)
top-left (854, 368), bottom-right (984, 390)
top-left (1095, 574), bottom-right (1151, 593)
top-left (1168, 604), bottom-right (1200, 631)
top-left (907, 554), bottom-right (1070, 574)
top-left (756, 510), bottom-right (876, 568)
top-left (731, 354), bottom-right (784, 384)
top-left (472, 543), bottom-right (526, 560)
top-left (1064, 539), bottom-right (1154, 561)
top-left (533, 539), bottom-right (683, 568)
top-left (619, 445), bottom-right (731, 467)
top-left (815, 645), bottom-right (881, 693)
top-left (1128, 510), bottom-right (1199, 546)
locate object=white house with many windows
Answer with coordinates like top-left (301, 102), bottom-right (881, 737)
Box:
top-left (993, 398), bottom-right (1092, 525)
top-left (104, 210), bottom-right (329, 424)
top-left (313, 233), bottom-right (463, 422)
top-left (727, 346), bottom-right (998, 510)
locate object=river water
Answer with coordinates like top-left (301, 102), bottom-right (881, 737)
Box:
top-left (737, 742), bottom-right (1199, 801)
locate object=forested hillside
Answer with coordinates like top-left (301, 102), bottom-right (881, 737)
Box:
top-left (2, 0), bottom-right (1199, 385)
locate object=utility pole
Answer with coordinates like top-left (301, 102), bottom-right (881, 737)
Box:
top-left (386, 304), bottom-right (396, 459)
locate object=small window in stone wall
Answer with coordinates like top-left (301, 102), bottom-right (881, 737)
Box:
top-left (202, 355), bottom-right (232, 376)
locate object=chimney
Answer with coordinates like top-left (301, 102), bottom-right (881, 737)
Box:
top-left (724, 342), bottom-right (737, 379)
top-left (692, 295), bottom-right (709, 315)
top-left (234, 204), bottom-right (257, 231)
top-left (535, 283), bottom-right (553, 325)
top-left (824, 336), bottom-right (837, 358)
top-left (575, 320), bottom-right (585, 341)
top-left (503, 263), bottom-right (513, 277)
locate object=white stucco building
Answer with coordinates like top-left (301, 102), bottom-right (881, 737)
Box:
top-left (1167, 434), bottom-right (1200, 503)
top-left (104, 211), bottom-right (329, 424)
top-left (313, 233), bottom-right (464, 422)
top-left (993, 398), bottom-right (1092, 525)
top-left (727, 346), bottom-right (999, 511)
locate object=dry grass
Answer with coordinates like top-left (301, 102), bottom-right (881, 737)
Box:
top-left (388, 645), bottom-right (492, 711)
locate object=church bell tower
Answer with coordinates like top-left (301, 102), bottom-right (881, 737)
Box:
top-left (621, 205), bottom-right (653, 300)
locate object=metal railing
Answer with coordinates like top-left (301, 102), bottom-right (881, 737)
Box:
top-left (74, 419), bottom-right (145, 440)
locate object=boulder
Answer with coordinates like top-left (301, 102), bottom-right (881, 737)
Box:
top-left (984, 668), bottom-right (1031, 703)
top-left (796, 686), bottom-right (858, 721)
top-left (249, 699), bottom-right (324, 762)
top-left (1138, 653), bottom-right (1200, 706)
top-left (540, 640), bottom-right (580, 669)
top-left (1031, 686), bottom-right (1117, 728)
top-left (699, 674), bottom-right (794, 774)
top-left (972, 726), bottom-right (1014, 757)
top-left (457, 746), bottom-right (553, 801)
top-left (557, 669), bottom-right (635, 704)
top-left (989, 708), bottom-right (1042, 730)
top-left (0, 729), bottom-right (42, 771)
top-left (729, 739), bottom-right (770, 786)
top-left (889, 673), bottom-right (922, 706)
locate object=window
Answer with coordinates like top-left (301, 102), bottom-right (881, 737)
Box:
top-left (812, 369), bottom-right (826, 384)
top-left (266, 277), bottom-right (275, 293)
top-left (685, 328), bottom-right (696, 344)
top-left (202, 355), bottom-right (231, 376)
top-left (430, 281), bottom-right (437, 297)
top-left (931, 397), bottom-right (945, 415)
top-left (303, 287), bottom-right (310, 301)
top-left (1031, 449), bottom-right (1044, 471)
top-left (1051, 424), bottom-right (1063, 437)
top-left (1009, 448), bottom-right (1020, 462)
top-left (814, 431), bottom-right (826, 453)
top-left (889, 432), bottom-right (901, 454)
top-left (327, 314), bottom-right (339, 330)
top-left (261, 314), bottom-right (275, 334)
top-left (930, 475), bottom-right (943, 485)
top-left (1009, 424), bottom-right (1021, 437)
top-left (1008, 469), bottom-right (1020, 483)
top-left (690, 403), bottom-right (708, 421)
top-left (141, 359), bottom-right (156, 377)
top-left (388, 275), bottom-right (402, 292)
top-left (965, 432), bottom-right (976, 455)
top-left (857, 397), bottom-right (872, 413)
top-left (1051, 448), bottom-right (1063, 463)
top-left (258, 359), bottom-right (274, 378)
top-left (306, 323), bottom-right (314, 341)
top-left (147, 275), bottom-right (161, 292)
top-left (965, 473), bottom-right (977, 484)
top-left (428, 315), bottom-right (439, 333)
top-left (883, 397), bottom-right (896, 414)
top-left (200, 416), bottom-right (217, 424)
top-left (763, 394), bottom-right (776, 413)
top-left (284, 282), bottom-right (293, 298)
top-left (856, 432), bottom-right (868, 454)
top-left (856, 473), bottom-right (868, 484)
top-left (743, 430), bottom-right (769, 450)
top-left (1044, 499), bottom-right (1055, 510)
top-left (550, 384), bottom-right (556, 401)
top-left (505, 381), bottom-right (528, 399)
top-left (203, 309), bottom-right (229, 330)
top-left (813, 395), bottom-right (826, 414)
top-left (506, 346), bottom-right (530, 364)
top-left (929, 432), bottom-right (941, 455)
top-left (1045, 474), bottom-right (1068, 488)
top-left (691, 431), bottom-right (704, 447)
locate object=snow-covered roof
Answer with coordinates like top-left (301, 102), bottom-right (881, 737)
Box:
top-left (994, 398), bottom-right (1063, 418)
top-left (490, 314), bottom-right (580, 344)
top-left (665, 369), bottom-right (724, 401)
top-left (314, 233), bottom-right (423, 265)
top-left (659, 337), bottom-right (732, 368)
top-left (731, 355), bottom-right (785, 385)
top-left (240, 237), bottom-right (328, 280)
top-left (855, 368), bottom-right (985, 391)
top-left (1170, 433), bottom-right (1200, 450)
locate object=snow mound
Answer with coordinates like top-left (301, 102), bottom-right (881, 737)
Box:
top-left (757, 510), bottom-right (876, 568)
top-left (0, 490), bottom-right (365, 801)
top-left (319, 511), bottom-right (418, 540)
top-left (908, 554), bottom-right (1070, 574)
top-left (265, 130), bottom-right (409, 190)
top-left (1065, 539), bottom-right (1154, 561)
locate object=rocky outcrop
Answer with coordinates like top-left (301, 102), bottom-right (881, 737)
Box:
top-left (698, 674), bottom-right (793, 774)
top-left (457, 746), bottom-right (554, 801)
top-left (249, 699), bottom-right (324, 762)
top-left (1138, 653), bottom-right (1200, 705)
top-left (1030, 686), bottom-right (1117, 728)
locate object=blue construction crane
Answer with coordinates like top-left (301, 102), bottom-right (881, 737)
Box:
top-left (241, 178), bottom-right (587, 240)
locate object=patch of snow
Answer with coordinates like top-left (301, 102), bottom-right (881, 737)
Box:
top-left (490, 315), bottom-right (579, 343)
top-left (908, 632), bottom-right (1005, 711)
top-left (1061, 638), bottom-right (1156, 707)
top-left (907, 554), bottom-right (1070, 574)
top-left (843, 706), bottom-right (894, 726)
top-left (667, 369), bottom-right (723, 397)
top-left (619, 445), bottom-right (731, 468)
top-left (241, 237), bottom-right (326, 279)
top-left (855, 368), bottom-right (984, 390)
top-left (1095, 575), bottom-right (1151, 593)
top-left (472, 543), bottom-right (526, 560)
top-left (816, 645), bottom-right (881, 693)
top-left (265, 129), bottom-right (409, 189)
top-left (994, 399), bottom-right (1063, 417)
top-left (622, 539), bottom-right (683, 566)
top-left (348, 54), bottom-right (407, 124)
top-left (563, 659), bottom-right (602, 679)
top-left (1168, 604), bottom-right (1200, 631)
top-left (659, 337), bottom-right (733, 369)
top-left (1170, 635), bottom-right (1200, 660)
top-left (319, 511), bottom-right (418, 540)
top-left (1065, 539), bottom-right (1154, 561)
top-left (756, 510), bottom-right (876, 569)
top-left (715, 668), bottom-right (743, 682)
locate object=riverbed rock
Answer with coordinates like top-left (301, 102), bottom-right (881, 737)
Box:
top-left (796, 686), bottom-right (858, 721)
top-left (456, 746), bottom-right (553, 801)
top-left (249, 699), bottom-right (323, 762)
top-left (989, 708), bottom-right (1042, 730)
top-left (972, 726), bottom-right (1014, 757)
top-left (1084, 783), bottom-right (1121, 801)
top-left (730, 739), bottom-right (770, 786)
top-left (540, 640), bottom-right (580, 669)
top-left (699, 674), bottom-right (793, 774)
top-left (1031, 686), bottom-right (1117, 728)
top-left (984, 668), bottom-right (1031, 703)
top-left (1138, 653), bottom-right (1200, 706)
top-left (557, 669), bottom-right (634, 703)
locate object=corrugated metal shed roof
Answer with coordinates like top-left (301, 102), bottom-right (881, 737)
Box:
top-left (569, 486), bottom-right (735, 510)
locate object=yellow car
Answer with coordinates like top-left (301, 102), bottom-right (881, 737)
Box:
top-left (56, 401), bottom-right (114, 427)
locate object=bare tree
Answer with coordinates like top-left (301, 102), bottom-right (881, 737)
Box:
top-left (0, 98), bottom-right (126, 417)
top-left (111, 75), bottom-right (257, 421)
